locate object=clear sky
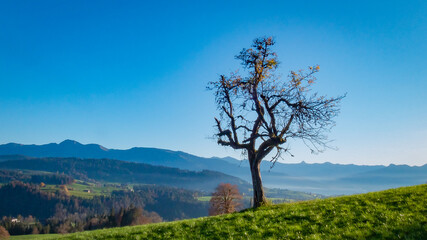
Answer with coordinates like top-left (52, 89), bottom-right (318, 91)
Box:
top-left (0, 0), bottom-right (426, 166)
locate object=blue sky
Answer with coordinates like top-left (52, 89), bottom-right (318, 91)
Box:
top-left (0, 0), bottom-right (426, 166)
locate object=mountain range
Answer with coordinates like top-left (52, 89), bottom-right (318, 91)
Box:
top-left (0, 140), bottom-right (426, 195)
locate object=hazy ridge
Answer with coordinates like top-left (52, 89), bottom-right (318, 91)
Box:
top-left (1, 140), bottom-right (426, 195)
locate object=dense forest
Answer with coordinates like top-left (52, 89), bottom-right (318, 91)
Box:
top-left (0, 156), bottom-right (251, 193)
top-left (0, 182), bottom-right (208, 235)
top-left (0, 169), bottom-right (74, 185)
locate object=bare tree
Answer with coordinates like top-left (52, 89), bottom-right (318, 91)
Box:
top-left (209, 183), bottom-right (243, 216)
top-left (208, 37), bottom-right (344, 207)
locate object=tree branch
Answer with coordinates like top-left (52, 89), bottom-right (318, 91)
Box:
top-left (215, 118), bottom-right (249, 150)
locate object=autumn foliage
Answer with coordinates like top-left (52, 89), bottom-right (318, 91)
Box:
top-left (0, 226), bottom-right (9, 240)
top-left (209, 183), bottom-right (243, 216)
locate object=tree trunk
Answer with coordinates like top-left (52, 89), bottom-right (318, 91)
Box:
top-left (249, 157), bottom-right (267, 208)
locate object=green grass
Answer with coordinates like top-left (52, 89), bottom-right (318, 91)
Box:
top-left (196, 196), bottom-right (212, 201)
top-left (10, 234), bottom-right (60, 240)
top-left (40, 181), bottom-right (122, 198)
top-left (14, 184), bottom-right (427, 239)
top-left (197, 196), bottom-right (291, 203)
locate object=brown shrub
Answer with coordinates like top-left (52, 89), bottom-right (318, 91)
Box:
top-left (209, 183), bottom-right (243, 216)
top-left (0, 226), bottom-right (10, 240)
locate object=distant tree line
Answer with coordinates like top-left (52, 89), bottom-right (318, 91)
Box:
top-left (0, 182), bottom-right (208, 236)
top-left (0, 169), bottom-right (74, 185)
top-left (0, 206), bottom-right (161, 235)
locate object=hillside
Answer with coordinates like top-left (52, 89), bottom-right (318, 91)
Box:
top-left (13, 184), bottom-right (426, 240)
top-left (0, 140), bottom-right (242, 175)
top-left (0, 157), bottom-right (250, 193)
top-left (0, 182), bottom-right (208, 222)
top-left (1, 140), bottom-right (426, 195)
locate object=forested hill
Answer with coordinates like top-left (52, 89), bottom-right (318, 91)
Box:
top-left (1, 140), bottom-right (426, 195)
top-left (0, 140), bottom-right (252, 180)
top-left (0, 182), bottom-right (208, 222)
top-left (0, 140), bottom-right (236, 172)
top-left (0, 157), bottom-right (251, 193)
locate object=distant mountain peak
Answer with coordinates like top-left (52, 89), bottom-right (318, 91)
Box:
top-left (59, 139), bottom-right (109, 151)
top-left (60, 139), bottom-right (82, 145)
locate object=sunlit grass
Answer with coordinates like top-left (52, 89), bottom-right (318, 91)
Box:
top-left (17, 184), bottom-right (426, 239)
top-left (196, 196), bottom-right (211, 201)
top-left (10, 234), bottom-right (60, 240)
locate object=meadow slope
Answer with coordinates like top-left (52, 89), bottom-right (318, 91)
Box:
top-left (12, 184), bottom-right (427, 240)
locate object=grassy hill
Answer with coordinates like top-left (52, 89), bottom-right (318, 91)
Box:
top-left (12, 184), bottom-right (427, 239)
